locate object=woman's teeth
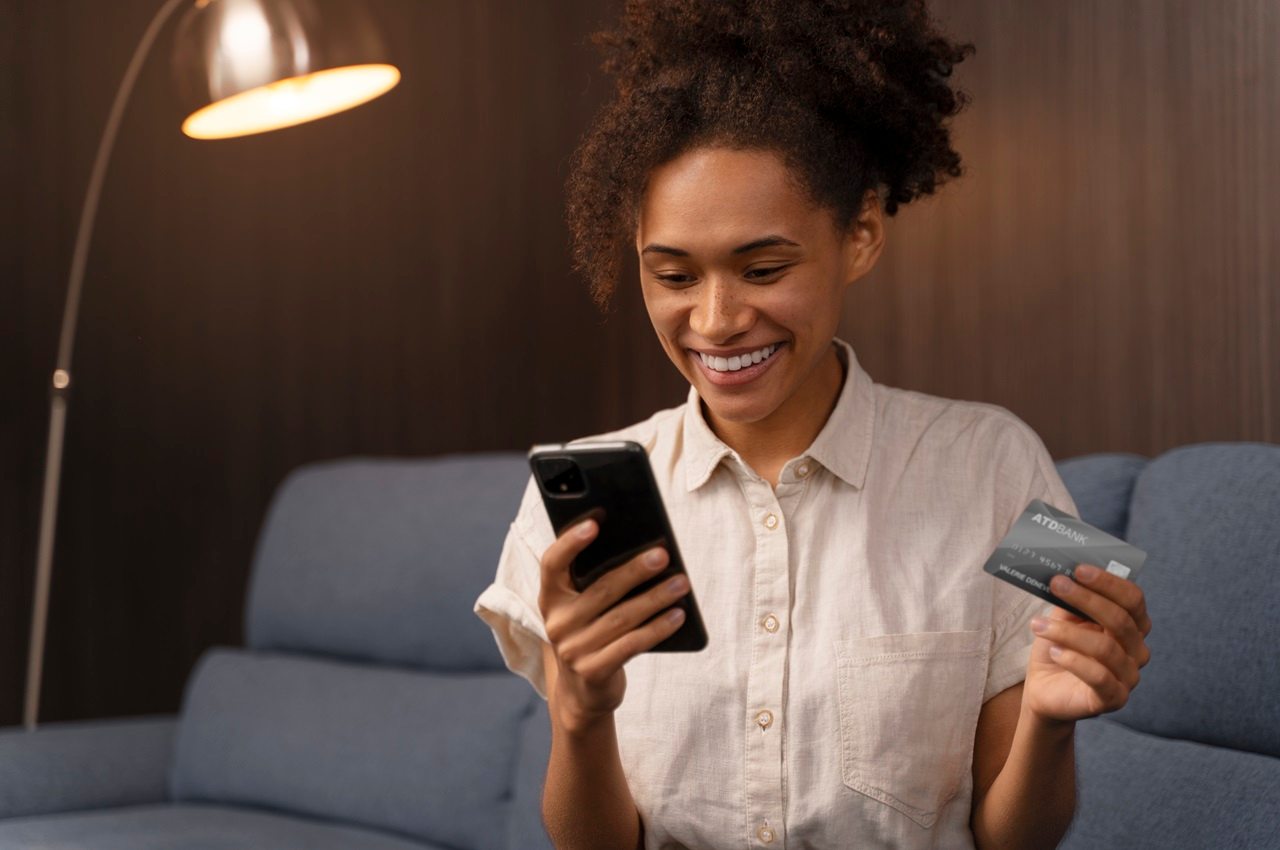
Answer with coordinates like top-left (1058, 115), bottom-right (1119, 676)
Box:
top-left (698, 343), bottom-right (779, 373)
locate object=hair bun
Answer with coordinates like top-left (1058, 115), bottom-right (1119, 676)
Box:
top-left (568, 0), bottom-right (976, 309)
top-left (594, 0), bottom-right (965, 112)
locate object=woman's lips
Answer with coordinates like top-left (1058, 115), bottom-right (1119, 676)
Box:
top-left (689, 342), bottom-right (785, 386)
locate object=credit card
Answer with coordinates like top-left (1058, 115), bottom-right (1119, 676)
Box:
top-left (983, 499), bottom-right (1148, 622)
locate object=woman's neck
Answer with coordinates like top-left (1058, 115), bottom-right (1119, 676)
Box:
top-left (702, 341), bottom-right (846, 488)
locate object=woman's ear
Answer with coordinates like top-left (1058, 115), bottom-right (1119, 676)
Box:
top-left (840, 189), bottom-right (886, 290)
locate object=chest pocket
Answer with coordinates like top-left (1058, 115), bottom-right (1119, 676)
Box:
top-left (834, 629), bottom-right (990, 829)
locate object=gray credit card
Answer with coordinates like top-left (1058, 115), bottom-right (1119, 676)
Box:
top-left (983, 499), bottom-right (1148, 621)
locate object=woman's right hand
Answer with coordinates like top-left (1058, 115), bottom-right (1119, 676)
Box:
top-left (538, 517), bottom-right (690, 732)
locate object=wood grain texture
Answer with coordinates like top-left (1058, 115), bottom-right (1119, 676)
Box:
top-left (858, 0), bottom-right (1278, 455)
top-left (1, 0), bottom-right (1275, 724)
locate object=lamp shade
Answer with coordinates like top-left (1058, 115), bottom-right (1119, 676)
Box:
top-left (172, 0), bottom-right (400, 139)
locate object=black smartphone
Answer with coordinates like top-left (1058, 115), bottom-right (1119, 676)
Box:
top-left (528, 440), bottom-right (708, 652)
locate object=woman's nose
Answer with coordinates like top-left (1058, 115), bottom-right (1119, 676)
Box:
top-left (689, 277), bottom-right (753, 342)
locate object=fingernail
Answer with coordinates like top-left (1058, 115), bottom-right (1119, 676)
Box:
top-left (577, 520), bottom-right (596, 539)
top-left (665, 607), bottom-right (685, 623)
top-left (1051, 574), bottom-right (1073, 594)
top-left (1075, 564), bottom-right (1099, 582)
top-left (646, 548), bottom-right (666, 568)
top-left (666, 574), bottom-right (688, 593)
top-left (1049, 644), bottom-right (1064, 659)
top-left (1030, 616), bottom-right (1048, 633)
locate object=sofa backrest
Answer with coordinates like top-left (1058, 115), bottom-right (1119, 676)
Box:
top-left (1056, 442), bottom-right (1280, 848)
top-left (243, 453), bottom-right (530, 670)
top-left (169, 454), bottom-right (554, 850)
top-left (1115, 442), bottom-right (1280, 754)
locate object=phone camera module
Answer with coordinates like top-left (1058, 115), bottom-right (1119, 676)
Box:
top-left (535, 456), bottom-right (586, 497)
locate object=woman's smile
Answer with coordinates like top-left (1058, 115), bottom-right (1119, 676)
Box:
top-left (688, 341), bottom-right (786, 387)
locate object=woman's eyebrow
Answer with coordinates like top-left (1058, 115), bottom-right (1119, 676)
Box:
top-left (641, 234), bottom-right (801, 257)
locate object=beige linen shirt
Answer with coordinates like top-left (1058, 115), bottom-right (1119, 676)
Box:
top-left (474, 337), bottom-right (1076, 850)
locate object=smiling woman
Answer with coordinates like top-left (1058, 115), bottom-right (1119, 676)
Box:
top-left (633, 146), bottom-right (881, 480)
top-left (473, 1), bottom-right (1152, 849)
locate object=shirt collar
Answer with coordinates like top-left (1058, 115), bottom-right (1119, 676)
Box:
top-left (682, 336), bottom-right (876, 491)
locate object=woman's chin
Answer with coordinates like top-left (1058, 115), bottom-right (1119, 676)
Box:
top-left (698, 392), bottom-right (781, 427)
top-left (683, 371), bottom-right (785, 426)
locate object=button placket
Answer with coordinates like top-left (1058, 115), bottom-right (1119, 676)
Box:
top-left (745, 483), bottom-right (788, 846)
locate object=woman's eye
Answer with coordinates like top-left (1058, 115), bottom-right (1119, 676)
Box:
top-left (745, 266), bottom-right (786, 280)
top-left (654, 266), bottom-right (787, 285)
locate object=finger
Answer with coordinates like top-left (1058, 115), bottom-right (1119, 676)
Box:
top-left (1072, 563), bottom-right (1153, 637)
top-left (1032, 617), bottom-right (1139, 690)
top-left (1049, 572), bottom-right (1146, 659)
top-left (1044, 641), bottom-right (1130, 710)
top-left (538, 518), bottom-right (600, 614)
top-left (559, 570), bottom-right (689, 664)
top-left (573, 606), bottom-right (687, 685)
top-left (547, 545), bottom-right (669, 642)
top-left (574, 545), bottom-right (669, 623)
top-left (1045, 604), bottom-right (1101, 630)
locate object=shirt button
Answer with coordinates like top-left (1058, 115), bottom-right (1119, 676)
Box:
top-left (797, 462), bottom-right (811, 478)
top-left (762, 613), bottom-right (780, 633)
top-left (756, 709), bottom-right (773, 730)
top-left (757, 823), bottom-right (776, 843)
top-left (763, 512), bottom-right (778, 530)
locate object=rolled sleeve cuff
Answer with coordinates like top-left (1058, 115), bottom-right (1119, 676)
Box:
top-left (474, 583), bottom-right (550, 700)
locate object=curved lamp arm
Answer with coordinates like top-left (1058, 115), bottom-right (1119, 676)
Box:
top-left (24, 0), bottom-right (190, 730)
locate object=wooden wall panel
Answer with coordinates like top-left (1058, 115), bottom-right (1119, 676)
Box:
top-left (855, 0), bottom-right (1279, 457)
top-left (2, 0), bottom-right (1275, 725)
top-left (0, 0), bottom-right (26, 727)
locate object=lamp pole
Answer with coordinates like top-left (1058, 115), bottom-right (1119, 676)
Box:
top-left (24, 0), bottom-right (191, 731)
top-left (23, 0), bottom-right (399, 728)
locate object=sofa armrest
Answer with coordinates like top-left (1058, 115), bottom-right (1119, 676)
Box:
top-left (0, 715), bottom-right (176, 819)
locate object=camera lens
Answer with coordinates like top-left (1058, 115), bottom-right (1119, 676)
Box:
top-left (535, 456), bottom-right (586, 497)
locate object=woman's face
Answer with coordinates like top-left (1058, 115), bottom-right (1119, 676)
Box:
top-left (635, 145), bottom-right (884, 428)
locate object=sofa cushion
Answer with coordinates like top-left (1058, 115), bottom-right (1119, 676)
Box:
top-left (1112, 442), bottom-right (1280, 758)
top-left (170, 649), bottom-right (535, 850)
top-left (505, 697), bottom-right (555, 850)
top-left (244, 454), bottom-right (530, 671)
top-left (0, 715), bottom-right (174, 819)
top-left (1060, 717), bottom-right (1280, 849)
top-left (1055, 452), bottom-right (1148, 538)
top-left (0, 803), bottom-right (442, 849)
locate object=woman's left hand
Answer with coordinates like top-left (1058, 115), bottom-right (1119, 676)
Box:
top-left (1022, 563), bottom-right (1154, 723)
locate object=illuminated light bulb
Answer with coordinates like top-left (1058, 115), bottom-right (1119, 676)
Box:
top-left (181, 63), bottom-right (400, 139)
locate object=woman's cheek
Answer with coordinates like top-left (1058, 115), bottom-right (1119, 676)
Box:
top-left (644, 296), bottom-right (690, 343)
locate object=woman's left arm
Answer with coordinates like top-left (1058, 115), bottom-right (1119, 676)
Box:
top-left (971, 563), bottom-right (1154, 850)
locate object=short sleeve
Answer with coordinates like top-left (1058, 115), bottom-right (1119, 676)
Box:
top-left (983, 422), bottom-right (1080, 702)
top-left (473, 474), bottom-right (557, 700)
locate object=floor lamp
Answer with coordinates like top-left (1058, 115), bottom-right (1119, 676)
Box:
top-left (24, 0), bottom-right (401, 730)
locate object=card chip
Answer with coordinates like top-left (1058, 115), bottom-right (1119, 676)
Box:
top-left (1105, 560), bottom-right (1131, 579)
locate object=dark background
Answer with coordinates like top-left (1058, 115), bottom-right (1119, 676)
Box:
top-left (2, 0), bottom-right (1277, 726)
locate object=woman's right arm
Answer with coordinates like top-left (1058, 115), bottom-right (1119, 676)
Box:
top-left (536, 517), bottom-right (690, 850)
top-left (541, 641), bottom-right (644, 850)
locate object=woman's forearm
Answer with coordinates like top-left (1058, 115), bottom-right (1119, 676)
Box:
top-left (543, 704), bottom-right (644, 850)
top-left (970, 703), bottom-right (1077, 850)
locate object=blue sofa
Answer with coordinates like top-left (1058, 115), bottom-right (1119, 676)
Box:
top-left (0, 442), bottom-right (1276, 848)
top-left (0, 454), bottom-right (554, 850)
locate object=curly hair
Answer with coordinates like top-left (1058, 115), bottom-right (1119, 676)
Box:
top-left (564, 0), bottom-right (976, 310)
